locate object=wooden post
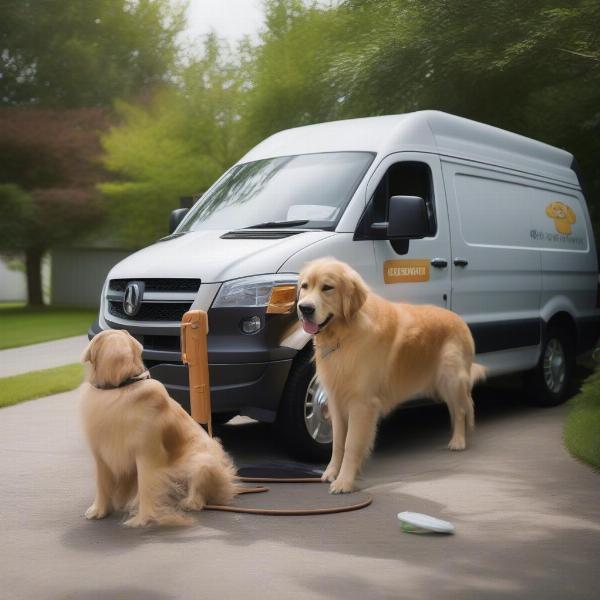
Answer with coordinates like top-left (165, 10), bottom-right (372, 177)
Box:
top-left (181, 310), bottom-right (212, 436)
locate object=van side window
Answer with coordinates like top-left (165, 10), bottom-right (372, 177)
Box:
top-left (359, 161), bottom-right (437, 238)
top-left (387, 162), bottom-right (436, 235)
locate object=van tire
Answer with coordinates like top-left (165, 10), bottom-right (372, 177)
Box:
top-left (275, 348), bottom-right (332, 463)
top-left (525, 326), bottom-right (575, 406)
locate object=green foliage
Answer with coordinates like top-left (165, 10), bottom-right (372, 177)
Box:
top-left (565, 368), bottom-right (600, 469)
top-left (101, 35), bottom-right (247, 246)
top-left (241, 0), bottom-right (341, 143)
top-left (0, 0), bottom-right (185, 107)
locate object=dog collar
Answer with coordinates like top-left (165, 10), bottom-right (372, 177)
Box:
top-left (91, 370), bottom-right (151, 390)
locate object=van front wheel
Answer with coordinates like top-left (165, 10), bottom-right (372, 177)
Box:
top-left (525, 327), bottom-right (575, 406)
top-left (275, 349), bottom-right (332, 462)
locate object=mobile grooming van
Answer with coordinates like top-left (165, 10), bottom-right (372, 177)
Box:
top-left (90, 111), bottom-right (600, 459)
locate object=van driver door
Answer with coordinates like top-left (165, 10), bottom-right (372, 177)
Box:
top-left (357, 153), bottom-right (452, 308)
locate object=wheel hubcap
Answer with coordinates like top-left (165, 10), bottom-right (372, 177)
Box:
top-left (543, 338), bottom-right (566, 394)
top-left (304, 374), bottom-right (332, 444)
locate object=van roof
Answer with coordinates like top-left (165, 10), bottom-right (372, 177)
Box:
top-left (239, 110), bottom-right (577, 185)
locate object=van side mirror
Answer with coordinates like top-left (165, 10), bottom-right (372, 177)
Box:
top-left (169, 208), bottom-right (189, 234)
top-left (370, 195), bottom-right (429, 240)
top-left (388, 195), bottom-right (429, 239)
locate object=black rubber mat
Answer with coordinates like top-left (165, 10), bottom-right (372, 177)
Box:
top-left (207, 482), bottom-right (373, 516)
top-left (236, 462), bottom-right (324, 480)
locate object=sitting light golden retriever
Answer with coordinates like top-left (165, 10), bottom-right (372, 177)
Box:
top-left (80, 329), bottom-right (237, 527)
top-left (297, 258), bottom-right (486, 493)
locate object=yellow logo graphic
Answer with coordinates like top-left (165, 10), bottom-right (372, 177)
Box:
top-left (545, 201), bottom-right (576, 235)
top-left (384, 259), bottom-right (430, 283)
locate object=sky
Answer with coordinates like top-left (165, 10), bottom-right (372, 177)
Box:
top-left (179, 0), bottom-right (265, 52)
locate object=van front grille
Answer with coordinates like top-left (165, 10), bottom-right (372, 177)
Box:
top-left (108, 301), bottom-right (192, 322)
top-left (109, 279), bottom-right (200, 293)
top-left (142, 335), bottom-right (181, 352)
top-left (106, 277), bottom-right (199, 323)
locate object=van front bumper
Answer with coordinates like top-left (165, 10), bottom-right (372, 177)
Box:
top-left (88, 307), bottom-right (300, 423)
top-left (147, 360), bottom-right (293, 423)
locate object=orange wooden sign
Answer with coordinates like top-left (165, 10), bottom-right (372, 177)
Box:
top-left (383, 259), bottom-right (430, 284)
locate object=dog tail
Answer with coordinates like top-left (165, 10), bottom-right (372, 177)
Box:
top-left (466, 363), bottom-right (485, 431)
top-left (470, 363), bottom-right (487, 387)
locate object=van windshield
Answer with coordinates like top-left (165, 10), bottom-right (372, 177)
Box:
top-left (178, 152), bottom-right (374, 232)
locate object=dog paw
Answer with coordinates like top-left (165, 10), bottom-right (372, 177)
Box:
top-left (85, 504), bottom-right (109, 520)
top-left (329, 478), bottom-right (354, 494)
top-left (180, 496), bottom-right (205, 512)
top-left (321, 465), bottom-right (339, 483)
top-left (124, 514), bottom-right (152, 528)
top-left (448, 436), bottom-right (466, 451)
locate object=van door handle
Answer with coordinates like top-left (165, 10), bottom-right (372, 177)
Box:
top-left (430, 258), bottom-right (448, 268)
top-left (453, 258), bottom-right (469, 267)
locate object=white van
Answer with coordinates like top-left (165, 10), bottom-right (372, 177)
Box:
top-left (91, 111), bottom-right (600, 460)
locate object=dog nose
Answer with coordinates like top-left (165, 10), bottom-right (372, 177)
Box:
top-left (298, 303), bottom-right (315, 317)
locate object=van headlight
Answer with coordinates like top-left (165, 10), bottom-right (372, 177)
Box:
top-left (212, 274), bottom-right (298, 314)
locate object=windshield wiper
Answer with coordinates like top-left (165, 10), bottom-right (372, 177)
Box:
top-left (158, 231), bottom-right (188, 242)
top-left (242, 220), bottom-right (310, 229)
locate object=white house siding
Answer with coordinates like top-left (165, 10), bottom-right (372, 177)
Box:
top-left (0, 257), bottom-right (27, 302)
top-left (51, 248), bottom-right (131, 307)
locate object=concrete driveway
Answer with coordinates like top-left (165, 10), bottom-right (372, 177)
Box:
top-left (1, 385), bottom-right (599, 599)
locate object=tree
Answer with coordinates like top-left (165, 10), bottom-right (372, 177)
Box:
top-left (326, 1), bottom-right (599, 127)
top-left (0, 0), bottom-right (186, 304)
top-left (241, 0), bottom-right (341, 144)
top-left (0, 108), bottom-right (107, 305)
top-left (0, 0), bottom-right (185, 107)
top-left (101, 35), bottom-right (248, 246)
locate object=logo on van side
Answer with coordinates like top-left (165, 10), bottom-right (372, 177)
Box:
top-left (384, 259), bottom-right (430, 284)
top-left (545, 202), bottom-right (576, 235)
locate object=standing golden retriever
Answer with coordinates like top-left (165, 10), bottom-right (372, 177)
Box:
top-left (297, 258), bottom-right (486, 493)
top-left (80, 329), bottom-right (237, 526)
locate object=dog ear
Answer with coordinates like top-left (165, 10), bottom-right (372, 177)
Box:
top-left (127, 332), bottom-right (143, 355)
top-left (81, 337), bottom-right (96, 364)
top-left (566, 205), bottom-right (576, 224)
top-left (341, 271), bottom-right (368, 321)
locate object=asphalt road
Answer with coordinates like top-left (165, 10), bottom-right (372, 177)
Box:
top-left (1, 384), bottom-right (599, 600)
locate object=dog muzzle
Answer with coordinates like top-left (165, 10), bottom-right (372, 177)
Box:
top-left (301, 314), bottom-right (333, 335)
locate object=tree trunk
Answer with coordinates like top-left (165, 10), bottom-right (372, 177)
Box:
top-left (25, 248), bottom-right (44, 306)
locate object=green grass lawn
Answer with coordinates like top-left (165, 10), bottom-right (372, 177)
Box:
top-left (0, 302), bottom-right (26, 310)
top-left (0, 363), bottom-right (84, 409)
top-left (564, 369), bottom-right (600, 470)
top-left (0, 304), bottom-right (97, 350)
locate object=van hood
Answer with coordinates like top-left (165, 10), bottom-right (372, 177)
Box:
top-left (107, 229), bottom-right (336, 282)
